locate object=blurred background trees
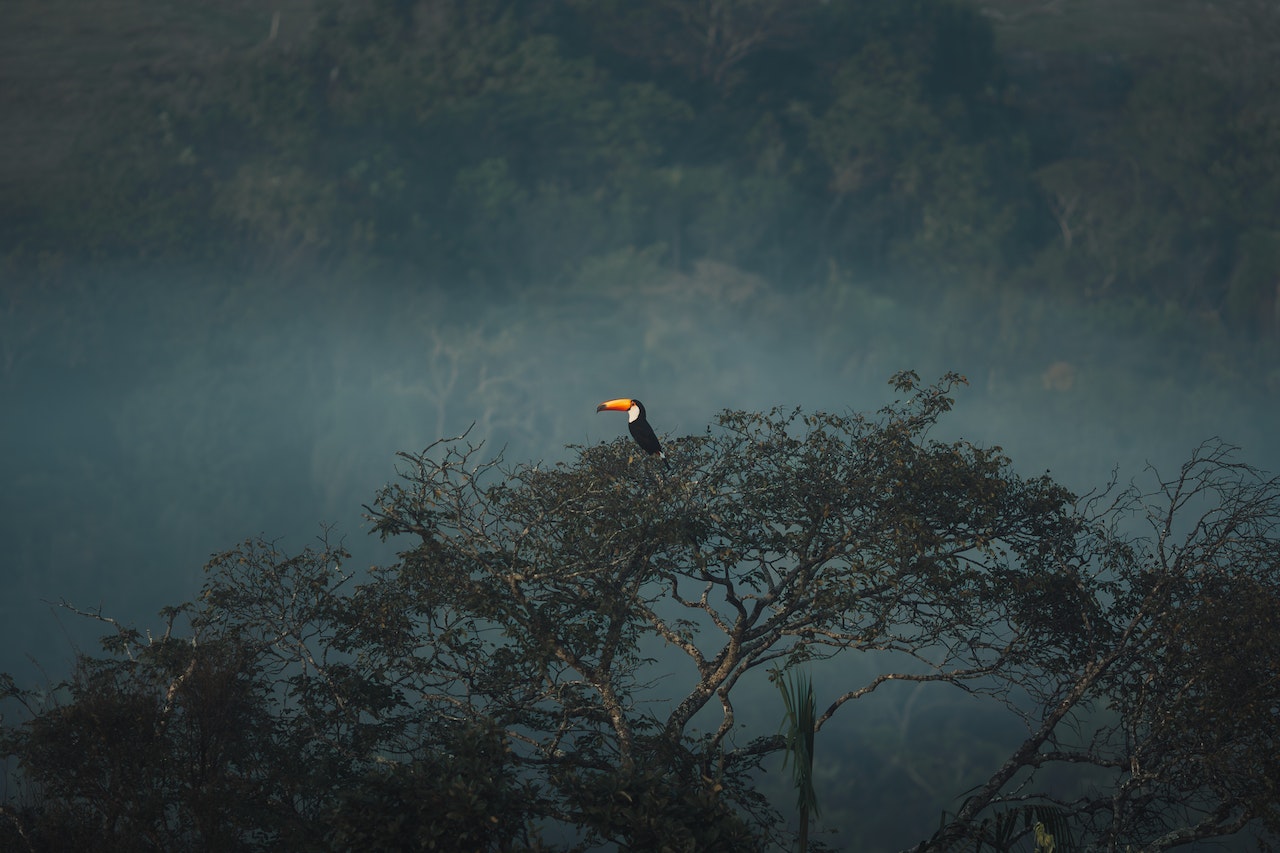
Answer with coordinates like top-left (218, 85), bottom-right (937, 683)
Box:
top-left (5, 0), bottom-right (1279, 349)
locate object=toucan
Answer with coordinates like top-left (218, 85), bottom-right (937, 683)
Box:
top-left (596, 398), bottom-right (666, 462)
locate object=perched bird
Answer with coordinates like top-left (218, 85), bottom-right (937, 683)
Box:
top-left (596, 398), bottom-right (666, 462)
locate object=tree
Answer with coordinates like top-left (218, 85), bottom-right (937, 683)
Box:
top-left (573, 0), bottom-right (808, 94)
top-left (920, 441), bottom-right (1280, 851)
top-left (3, 373), bottom-right (1278, 850)
top-left (355, 372), bottom-right (1088, 837)
top-left (0, 606), bottom-right (290, 851)
top-left (792, 7), bottom-right (1029, 278)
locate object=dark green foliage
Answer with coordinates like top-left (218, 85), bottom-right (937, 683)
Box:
top-left (0, 631), bottom-right (287, 851)
top-left (8, 0), bottom-right (1279, 355)
top-left (329, 723), bottom-right (539, 852)
top-left (933, 801), bottom-right (1078, 852)
top-left (555, 759), bottom-right (765, 853)
top-left (775, 668), bottom-right (819, 851)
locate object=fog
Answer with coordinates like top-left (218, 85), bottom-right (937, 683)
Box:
top-left (3, 266), bottom-right (1274, 845)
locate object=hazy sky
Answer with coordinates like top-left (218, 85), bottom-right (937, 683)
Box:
top-left (5, 270), bottom-right (1273, 688)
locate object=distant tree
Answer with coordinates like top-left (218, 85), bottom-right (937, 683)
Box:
top-left (569, 0), bottom-right (808, 93)
top-left (3, 373), bottom-right (1278, 850)
top-left (791, 5), bottom-right (1028, 278)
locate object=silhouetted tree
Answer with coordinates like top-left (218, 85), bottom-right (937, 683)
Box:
top-left (920, 441), bottom-right (1280, 851)
top-left (3, 374), bottom-right (1278, 851)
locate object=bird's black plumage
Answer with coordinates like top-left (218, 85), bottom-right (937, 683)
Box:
top-left (626, 400), bottom-right (664, 458)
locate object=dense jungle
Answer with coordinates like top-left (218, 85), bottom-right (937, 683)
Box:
top-left (2, 1), bottom-right (1279, 850)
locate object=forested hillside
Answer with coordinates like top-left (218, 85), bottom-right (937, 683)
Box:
top-left (3, 0), bottom-right (1279, 361)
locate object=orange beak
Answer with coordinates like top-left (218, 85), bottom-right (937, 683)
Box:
top-left (596, 398), bottom-right (633, 412)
